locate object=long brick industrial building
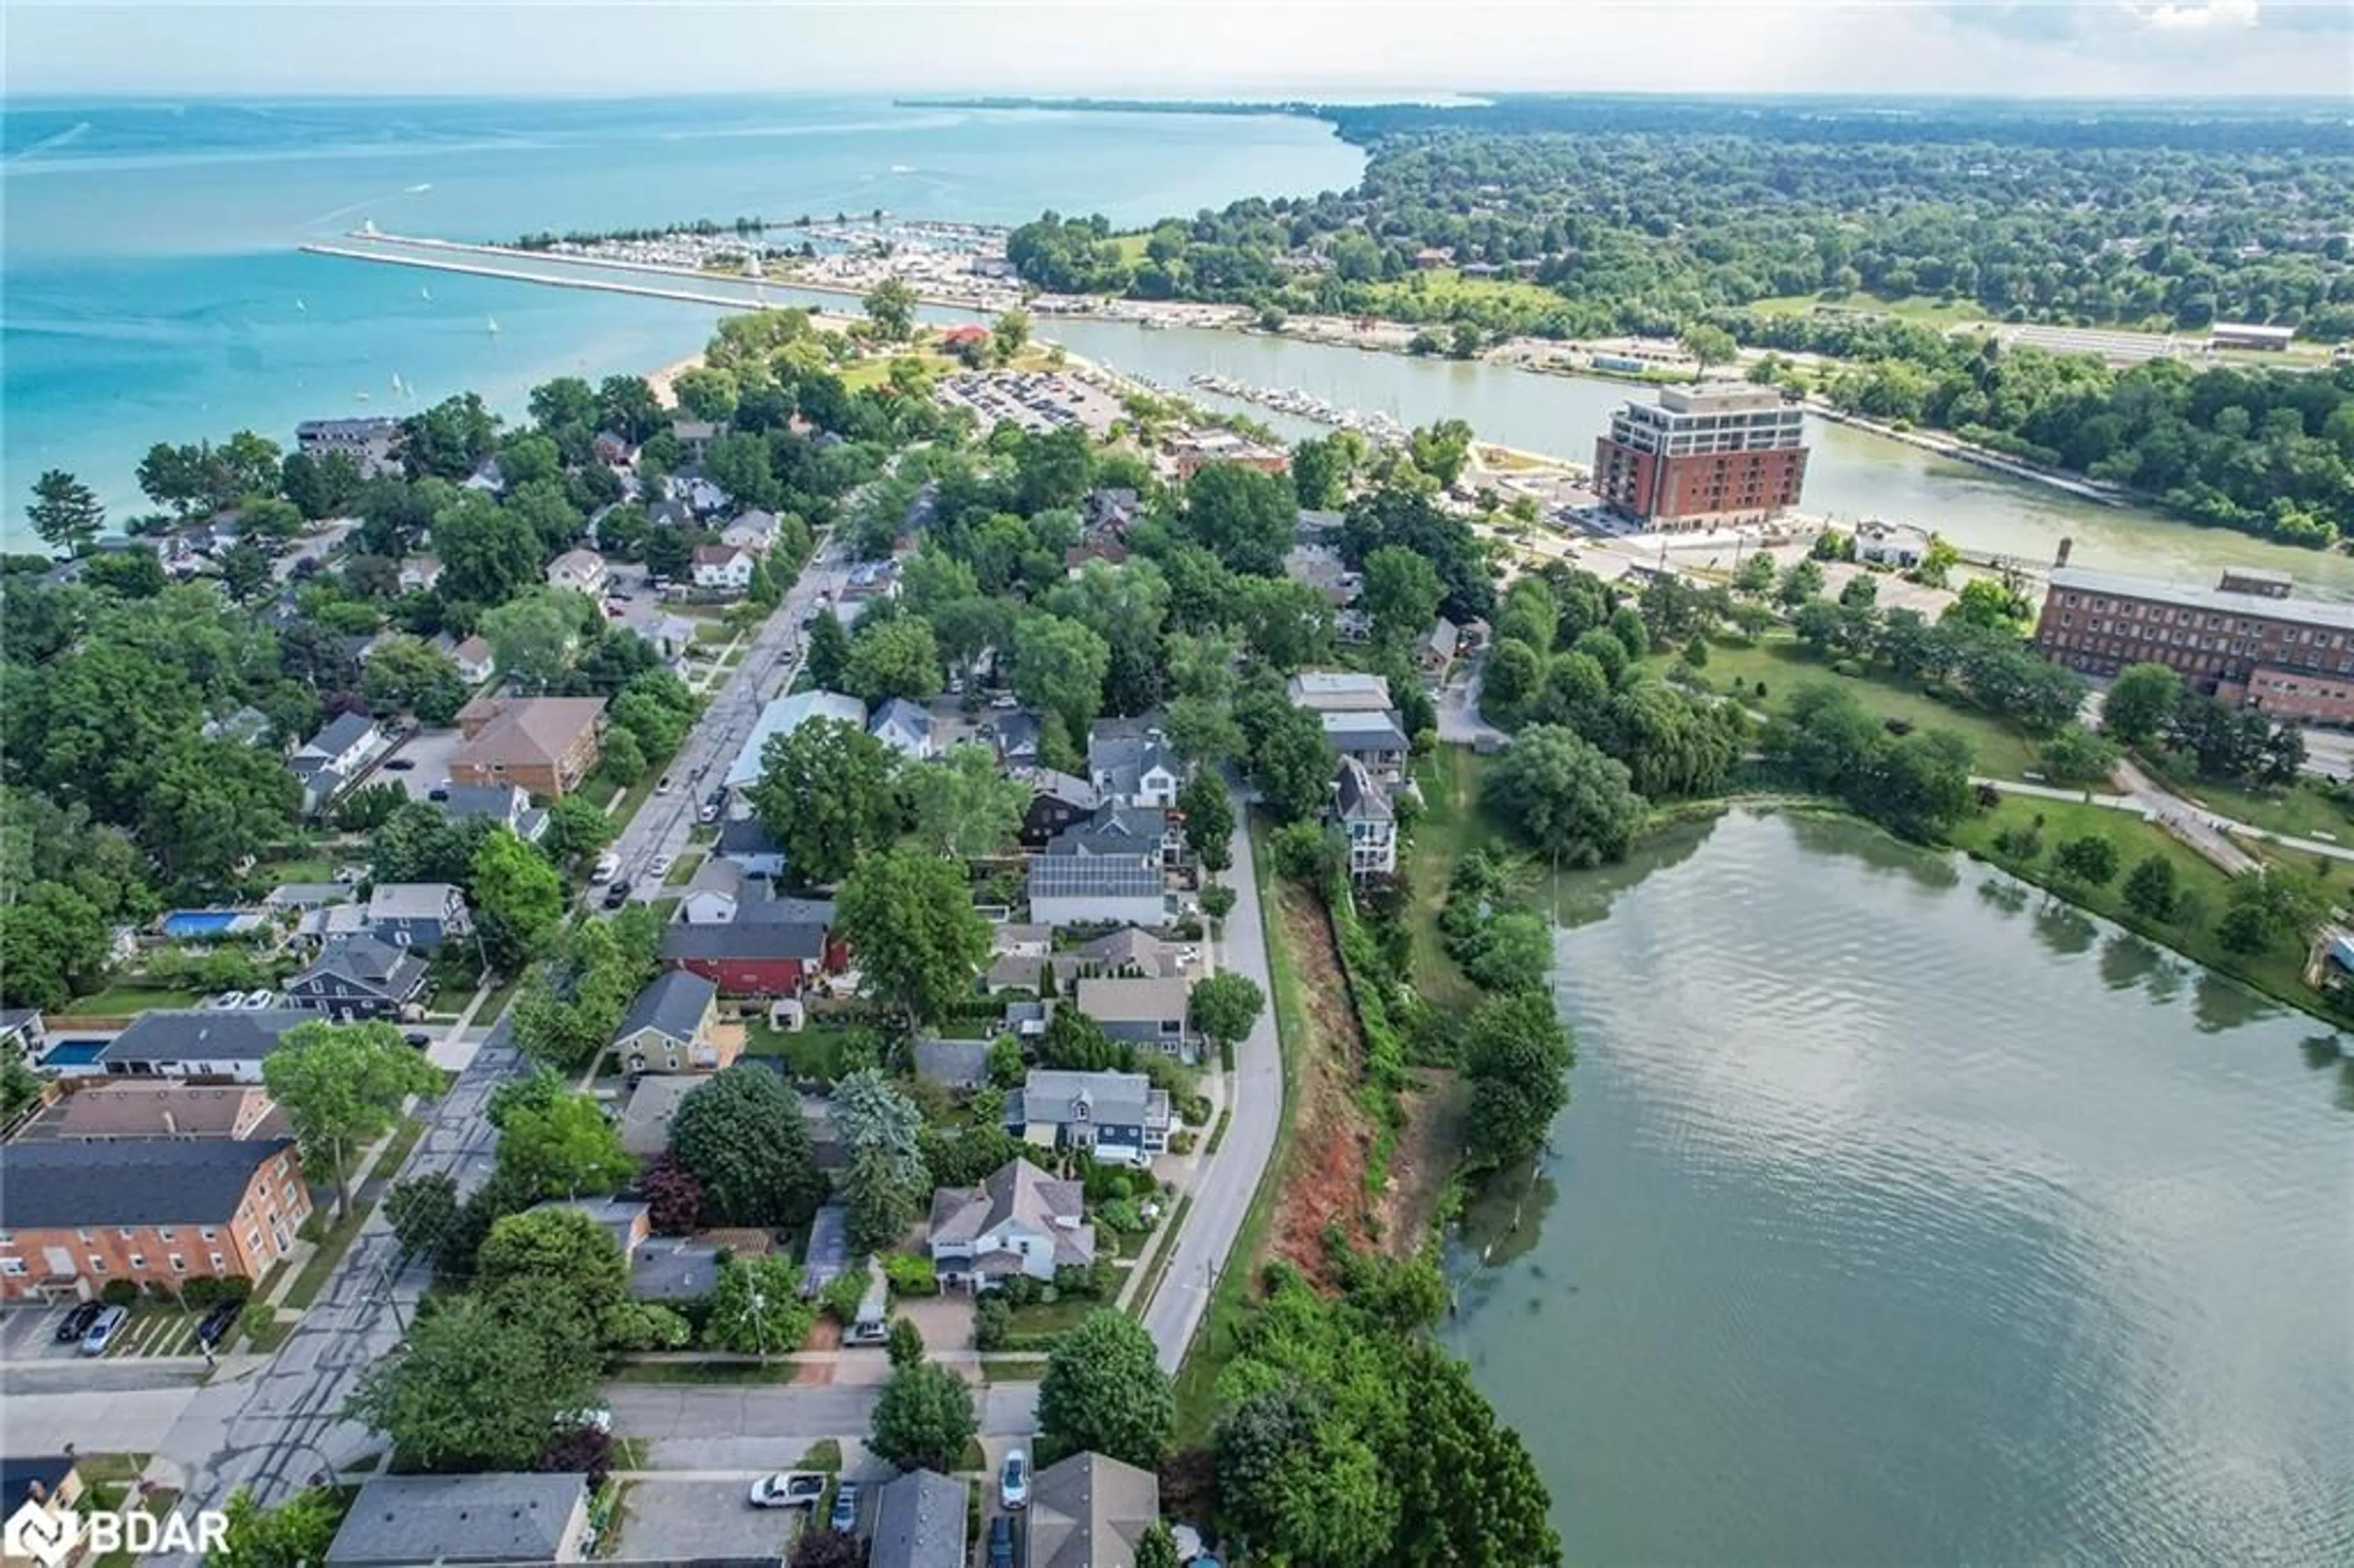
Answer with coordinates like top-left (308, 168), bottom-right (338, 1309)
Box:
top-left (1592, 383), bottom-right (1808, 530)
top-left (2033, 563), bottom-right (2354, 724)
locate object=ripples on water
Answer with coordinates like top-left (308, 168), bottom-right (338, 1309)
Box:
top-left (1449, 810), bottom-right (2354, 1566)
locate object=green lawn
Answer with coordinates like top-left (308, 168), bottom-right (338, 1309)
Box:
top-left (1003, 1295), bottom-right (1095, 1344)
top-left (2139, 764), bottom-right (2354, 844)
top-left (662, 851), bottom-right (706, 887)
top-left (742, 1021), bottom-right (861, 1082)
top-left (796, 1439), bottom-right (844, 1472)
top-left (608, 1361), bottom-right (798, 1385)
top-left (1360, 267), bottom-right (1570, 321)
top-left (1402, 747), bottom-right (1498, 1014)
top-left (255, 854), bottom-right (339, 885)
top-left (980, 1358), bottom-right (1053, 1383)
top-left (1949, 796), bottom-right (2347, 1022)
top-left (1682, 636), bottom-right (2044, 781)
top-left (1171, 813), bottom-right (1304, 1447)
top-left (1745, 290), bottom-right (1987, 329)
top-left (65, 986), bottom-right (207, 1018)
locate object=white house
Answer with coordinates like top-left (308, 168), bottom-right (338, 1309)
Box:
top-left (96, 1010), bottom-right (313, 1084)
top-left (725, 691), bottom-right (868, 788)
top-left (691, 544), bottom-right (756, 594)
top-left (1854, 522), bottom-right (1931, 569)
top-left (546, 548), bottom-right (609, 599)
top-left (1088, 720), bottom-right (1182, 809)
top-left (868, 697), bottom-right (935, 761)
top-left (396, 556), bottom-right (444, 594)
top-left (1028, 851), bottom-right (1167, 929)
top-left (722, 510), bottom-right (782, 556)
top-left (928, 1157), bottom-right (1095, 1290)
top-left (1331, 757), bottom-right (1398, 878)
top-left (449, 634), bottom-right (495, 686)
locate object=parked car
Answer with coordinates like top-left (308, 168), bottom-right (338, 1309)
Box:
top-left (656, 775), bottom-right (674, 795)
top-left (403, 1032), bottom-right (432, 1049)
top-left (988, 1515), bottom-right (1015, 1568)
top-left (592, 852), bottom-right (622, 881)
top-left (988, 693), bottom-right (1019, 710)
top-left (381, 757), bottom-right (415, 772)
top-left (828, 1480), bottom-right (861, 1534)
top-left (55, 1301), bottom-right (103, 1343)
top-left (241, 989), bottom-right (276, 1009)
top-left (602, 879), bottom-right (633, 910)
top-left (196, 1299), bottom-right (241, 1348)
top-left (747, 1472), bottom-right (826, 1510)
top-left (999, 1448), bottom-right (1029, 1512)
top-left (206, 991), bottom-right (244, 1011)
top-left (648, 854), bottom-right (674, 879)
top-left (697, 803), bottom-right (720, 824)
top-left (80, 1304), bottom-right (128, 1357)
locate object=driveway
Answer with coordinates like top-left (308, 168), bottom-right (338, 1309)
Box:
top-left (383, 727), bottom-right (464, 801)
top-left (610, 1477), bottom-right (800, 1565)
top-left (1435, 653), bottom-right (1507, 749)
top-left (894, 1293), bottom-right (974, 1353)
top-left (603, 1383), bottom-right (1037, 1471)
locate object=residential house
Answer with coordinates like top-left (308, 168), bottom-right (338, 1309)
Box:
top-left (396, 555), bottom-right (444, 594)
top-left (803, 1203), bottom-right (851, 1294)
top-left (713, 816), bottom-right (788, 880)
top-left (436, 783), bottom-right (547, 843)
top-left (17, 1082), bottom-right (284, 1143)
top-left (1087, 720), bottom-right (1181, 809)
top-left (96, 1010), bottom-right (313, 1084)
top-left (1168, 430), bottom-right (1289, 482)
top-left (611, 972), bottom-right (735, 1073)
top-left (841, 558), bottom-right (901, 606)
top-left (1287, 671), bottom-right (1395, 714)
top-left (1331, 758), bottom-right (1398, 878)
top-left (659, 923), bottom-right (839, 997)
top-left (617, 1075), bottom-right (697, 1159)
top-left (326, 1472), bottom-right (592, 1566)
top-left (288, 712), bottom-right (381, 811)
top-left (665, 473), bottom-right (728, 516)
top-left (869, 697), bottom-right (935, 761)
top-left (870, 1468), bottom-right (969, 1568)
top-left (1083, 487), bottom-right (1141, 539)
top-left (690, 543), bottom-right (756, 594)
top-left (913, 1038), bottom-right (990, 1090)
top-left (1319, 709), bottom-right (1411, 782)
top-left (0, 1139), bottom-right (308, 1303)
top-left (449, 634), bottom-right (495, 685)
top-left (633, 612), bottom-right (701, 666)
top-left (462, 457), bottom-right (507, 495)
top-left (671, 419), bottom-right (720, 462)
top-left (1284, 542), bottom-right (1361, 607)
top-left (265, 883), bottom-right (349, 915)
top-left (0, 1010), bottom-right (46, 1064)
top-left (674, 888), bottom-right (741, 927)
top-left (1416, 615), bottom-right (1460, 674)
top-left (983, 922), bottom-right (1055, 989)
top-left (533, 1196), bottom-right (651, 1258)
top-left (545, 548), bottom-right (609, 599)
top-left (725, 691), bottom-right (867, 788)
top-left (1017, 769), bottom-right (1100, 848)
top-left (1051, 927), bottom-right (1200, 989)
top-left (1049, 802), bottom-right (1182, 867)
top-left (928, 1156), bottom-right (1095, 1289)
top-left (284, 935), bottom-right (430, 1021)
top-left (1026, 1452), bottom-right (1162, 1568)
top-left (1073, 976), bottom-right (1198, 1060)
top-left (644, 497), bottom-right (693, 531)
top-left (627, 1227), bottom-right (772, 1301)
top-left (592, 430), bottom-right (635, 466)
top-left (1010, 1069), bottom-right (1170, 1167)
top-left (722, 509), bottom-right (782, 556)
top-left (296, 416), bottom-right (400, 478)
top-left (1065, 540), bottom-right (1130, 576)
top-left (1295, 506), bottom-right (1345, 540)
top-left (1028, 853), bottom-right (1166, 930)
top-left (366, 883), bottom-right (473, 952)
top-left (989, 710), bottom-right (1044, 769)
top-left (449, 696), bottom-right (608, 798)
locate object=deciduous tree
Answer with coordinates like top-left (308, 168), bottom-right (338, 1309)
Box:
top-left (344, 1293), bottom-right (597, 1472)
top-left (749, 717), bottom-right (901, 886)
top-left (26, 470), bottom-right (104, 555)
top-left (1037, 1309), bottom-right (1173, 1469)
top-left (868, 1361), bottom-right (978, 1473)
top-left (901, 742), bottom-right (1029, 858)
top-left (1463, 989), bottom-right (1574, 1168)
top-left (1484, 725), bottom-right (1645, 868)
top-left (834, 849), bottom-right (991, 1031)
top-left (703, 1254), bottom-right (813, 1360)
top-left (669, 1064), bottom-right (824, 1228)
top-left (262, 1021), bottom-right (444, 1219)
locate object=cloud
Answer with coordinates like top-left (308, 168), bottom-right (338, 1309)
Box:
top-left (2130, 0), bottom-right (2261, 31)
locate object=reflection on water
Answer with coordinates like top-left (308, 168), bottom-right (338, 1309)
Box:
top-left (1448, 810), bottom-right (2354, 1566)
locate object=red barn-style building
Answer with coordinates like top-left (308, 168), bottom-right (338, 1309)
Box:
top-left (658, 922), bottom-right (844, 997)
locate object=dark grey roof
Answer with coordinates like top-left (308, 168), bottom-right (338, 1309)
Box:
top-left (1021, 1070), bottom-right (1156, 1129)
top-left (615, 971), bottom-right (715, 1044)
top-left (715, 817), bottom-right (784, 857)
top-left (803, 1203), bottom-right (851, 1292)
top-left (1333, 758), bottom-right (1393, 823)
top-left (1027, 1452), bottom-right (1159, 1568)
top-left (438, 783), bottom-right (528, 822)
top-left (913, 1039), bottom-right (989, 1089)
top-left (1029, 853), bottom-right (1163, 900)
top-left (870, 1469), bottom-right (969, 1568)
top-left (100, 1009), bottom-right (311, 1065)
top-left (303, 711), bottom-right (376, 758)
top-left (736, 891), bottom-right (835, 927)
top-left (326, 1472), bottom-right (588, 1566)
top-left (0, 1139), bottom-right (295, 1229)
top-left (1087, 719), bottom-right (1175, 797)
top-left (991, 711), bottom-right (1043, 758)
top-left (662, 923), bottom-right (828, 962)
top-left (292, 936), bottom-right (429, 998)
top-left (1046, 804), bottom-right (1166, 855)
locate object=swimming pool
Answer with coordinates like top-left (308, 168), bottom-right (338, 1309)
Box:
top-left (42, 1040), bottom-right (107, 1066)
top-left (160, 910), bottom-right (246, 938)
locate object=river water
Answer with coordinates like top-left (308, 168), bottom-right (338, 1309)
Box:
top-left (1446, 810), bottom-right (2354, 1566)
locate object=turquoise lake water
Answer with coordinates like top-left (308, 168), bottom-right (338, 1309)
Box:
top-left (1, 94), bottom-right (1364, 528)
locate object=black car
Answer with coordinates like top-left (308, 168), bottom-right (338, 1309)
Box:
top-left (381, 758), bottom-right (416, 772)
top-left (601, 879), bottom-right (633, 910)
top-left (988, 1515), bottom-right (1015, 1568)
top-left (55, 1301), bottom-right (104, 1343)
top-left (403, 1032), bottom-right (432, 1049)
top-left (196, 1298), bottom-right (241, 1348)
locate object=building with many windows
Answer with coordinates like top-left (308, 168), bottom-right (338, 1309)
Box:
top-left (1592, 383), bottom-right (1808, 530)
top-left (2033, 565), bottom-right (2354, 724)
top-left (0, 1140), bottom-right (309, 1302)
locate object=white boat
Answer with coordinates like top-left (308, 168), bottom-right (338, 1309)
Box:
top-left (355, 391), bottom-right (371, 402)
top-left (420, 286), bottom-right (433, 302)
top-left (294, 297), bottom-right (307, 313)
top-left (485, 316), bottom-right (501, 336)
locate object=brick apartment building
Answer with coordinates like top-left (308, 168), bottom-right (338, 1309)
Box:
top-left (0, 1139), bottom-right (311, 1303)
top-left (448, 695), bottom-right (607, 799)
top-left (2034, 564), bottom-right (2354, 725)
top-left (1592, 383), bottom-right (1809, 530)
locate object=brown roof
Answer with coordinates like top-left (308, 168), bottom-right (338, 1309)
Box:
top-left (453, 697), bottom-right (606, 769)
top-left (696, 1228), bottom-right (773, 1256)
top-left (692, 544), bottom-right (747, 565)
top-left (33, 1083), bottom-right (285, 1141)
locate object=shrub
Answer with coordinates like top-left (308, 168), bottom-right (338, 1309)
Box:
top-left (1167, 1129), bottom-right (1197, 1155)
top-left (998, 1274), bottom-right (1042, 1309)
top-left (821, 1271), bottom-right (868, 1325)
top-left (973, 1294), bottom-right (1011, 1352)
top-left (240, 1301), bottom-right (276, 1345)
top-left (881, 1252), bottom-right (939, 1298)
top-left (101, 1279), bottom-right (142, 1307)
top-left (1097, 1198), bottom-right (1145, 1234)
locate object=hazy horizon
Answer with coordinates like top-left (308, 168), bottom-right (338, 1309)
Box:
top-left (8, 1), bottom-right (2352, 101)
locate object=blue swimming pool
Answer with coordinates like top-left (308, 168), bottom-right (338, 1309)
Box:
top-left (42, 1040), bottom-right (106, 1066)
top-left (160, 910), bottom-right (242, 938)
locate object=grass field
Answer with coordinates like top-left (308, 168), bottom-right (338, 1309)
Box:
top-left (841, 351), bottom-right (957, 390)
top-left (1402, 747), bottom-right (1498, 1015)
top-left (1683, 635), bottom-right (2046, 781)
top-left (67, 985), bottom-right (207, 1017)
top-left (1745, 290), bottom-right (1988, 329)
top-left (2138, 762), bottom-right (2354, 845)
top-left (742, 1021), bottom-right (862, 1082)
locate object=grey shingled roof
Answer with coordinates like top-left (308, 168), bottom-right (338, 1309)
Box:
top-left (870, 1469), bottom-right (969, 1568)
top-left (326, 1472), bottom-right (588, 1566)
top-left (1021, 1069), bottom-right (1155, 1129)
top-left (1320, 709), bottom-right (1409, 752)
top-left (615, 970), bottom-right (715, 1045)
top-left (303, 710), bottom-right (376, 758)
top-left (661, 923), bottom-right (828, 962)
top-left (1333, 757), bottom-right (1393, 823)
top-left (292, 936), bottom-right (429, 999)
top-left (0, 1139), bottom-right (295, 1229)
top-left (928, 1158), bottom-right (1094, 1266)
top-left (100, 1009), bottom-right (312, 1066)
top-left (1026, 1452), bottom-right (1160, 1568)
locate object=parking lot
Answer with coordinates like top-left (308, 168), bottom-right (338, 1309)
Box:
top-left (610, 1477), bottom-right (803, 1564)
top-left (0, 1301), bottom-right (219, 1361)
top-left (934, 371), bottom-right (1126, 438)
top-left (381, 726), bottom-right (465, 802)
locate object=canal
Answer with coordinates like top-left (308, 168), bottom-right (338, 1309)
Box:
top-left (1445, 810), bottom-right (2354, 1565)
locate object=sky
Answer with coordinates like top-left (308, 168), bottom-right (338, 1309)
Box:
top-left (6, 0), bottom-right (2352, 99)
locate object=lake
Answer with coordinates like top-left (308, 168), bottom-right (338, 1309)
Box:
top-left (1447, 810), bottom-right (2354, 1565)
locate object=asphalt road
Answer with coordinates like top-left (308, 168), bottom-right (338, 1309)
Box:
top-left (158, 1017), bottom-right (530, 1517)
top-left (604, 1382), bottom-right (1039, 1466)
top-left (606, 533), bottom-right (851, 897)
top-left (1138, 805), bottom-right (1281, 1372)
